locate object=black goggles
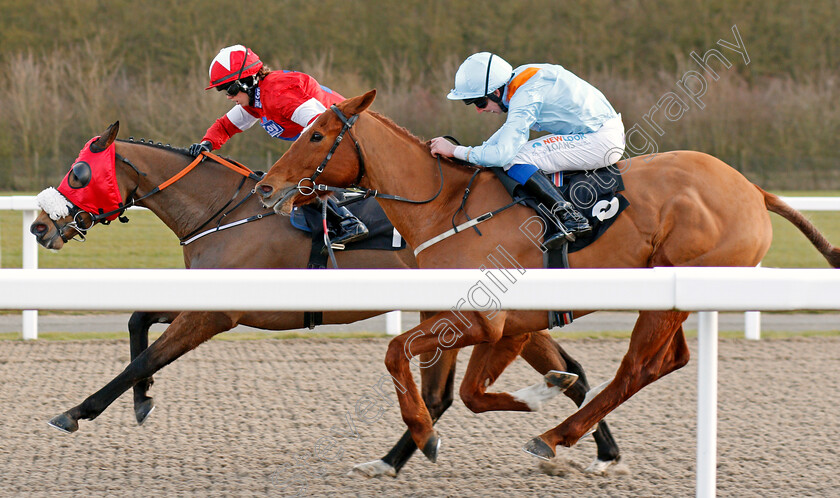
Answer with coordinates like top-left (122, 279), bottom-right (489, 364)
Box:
top-left (463, 96), bottom-right (489, 109)
top-left (217, 80), bottom-right (246, 96)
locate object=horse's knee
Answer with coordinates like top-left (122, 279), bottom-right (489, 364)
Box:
top-left (485, 326), bottom-right (504, 344)
top-left (128, 312), bottom-right (153, 335)
top-left (385, 338), bottom-right (405, 374)
top-left (464, 311), bottom-right (505, 344)
top-left (458, 383), bottom-right (487, 414)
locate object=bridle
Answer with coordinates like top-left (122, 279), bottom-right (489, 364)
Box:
top-left (51, 207), bottom-right (90, 243)
top-left (291, 105), bottom-right (443, 205)
top-left (285, 105), bottom-right (523, 257)
top-left (52, 152), bottom-right (146, 243)
top-left (295, 105), bottom-right (364, 197)
top-left (56, 147), bottom-right (265, 243)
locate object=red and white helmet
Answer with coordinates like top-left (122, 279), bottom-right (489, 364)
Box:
top-left (205, 45), bottom-right (263, 90)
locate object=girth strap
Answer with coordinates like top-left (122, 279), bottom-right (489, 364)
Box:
top-left (413, 196), bottom-right (523, 256)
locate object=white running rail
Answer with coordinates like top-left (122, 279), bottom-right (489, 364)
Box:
top-left (0, 196), bottom-right (403, 338)
top-left (3, 196), bottom-right (839, 340)
top-left (0, 266), bottom-right (839, 498)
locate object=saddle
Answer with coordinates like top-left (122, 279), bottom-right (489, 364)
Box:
top-left (494, 164), bottom-right (630, 328)
top-left (494, 165), bottom-right (629, 253)
top-left (290, 195), bottom-right (406, 269)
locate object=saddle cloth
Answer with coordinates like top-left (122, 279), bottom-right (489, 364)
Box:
top-left (495, 165), bottom-right (629, 253)
top-left (290, 195), bottom-right (406, 268)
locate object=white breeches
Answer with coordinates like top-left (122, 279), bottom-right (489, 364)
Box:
top-left (506, 115), bottom-right (626, 173)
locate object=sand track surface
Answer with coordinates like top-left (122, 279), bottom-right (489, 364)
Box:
top-left (2, 336), bottom-right (838, 496)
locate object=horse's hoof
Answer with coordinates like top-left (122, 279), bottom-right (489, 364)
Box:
top-left (544, 370), bottom-right (579, 391)
top-left (584, 456), bottom-right (620, 474)
top-left (348, 459), bottom-right (397, 478)
top-left (522, 436), bottom-right (555, 461)
top-left (421, 434), bottom-right (441, 463)
top-left (47, 413), bottom-right (78, 434)
top-left (135, 398), bottom-right (156, 426)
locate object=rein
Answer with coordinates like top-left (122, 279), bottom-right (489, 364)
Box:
top-left (91, 150), bottom-right (262, 223)
top-left (70, 149), bottom-right (270, 244)
top-left (289, 105), bottom-right (523, 256)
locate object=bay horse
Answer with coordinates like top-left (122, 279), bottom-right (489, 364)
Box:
top-left (29, 122), bottom-right (621, 476)
top-left (255, 90), bottom-right (840, 464)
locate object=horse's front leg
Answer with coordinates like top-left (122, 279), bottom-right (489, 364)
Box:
top-left (49, 311), bottom-right (238, 433)
top-left (127, 311), bottom-right (180, 426)
top-left (352, 346), bottom-right (459, 478)
top-left (384, 310), bottom-right (506, 462)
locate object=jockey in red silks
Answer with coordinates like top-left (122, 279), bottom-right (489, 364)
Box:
top-left (190, 44), bottom-right (368, 246)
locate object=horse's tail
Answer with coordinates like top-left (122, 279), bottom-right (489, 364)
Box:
top-left (755, 185), bottom-right (840, 268)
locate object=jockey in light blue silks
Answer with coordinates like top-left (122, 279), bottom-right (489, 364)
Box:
top-left (430, 52), bottom-right (625, 249)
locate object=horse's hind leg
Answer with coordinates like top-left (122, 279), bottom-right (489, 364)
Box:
top-left (519, 331), bottom-right (621, 471)
top-left (524, 310), bottom-right (690, 459)
top-left (659, 324), bottom-right (690, 378)
top-left (48, 311), bottom-right (237, 434)
top-left (353, 346), bottom-right (459, 478)
top-left (128, 311), bottom-right (179, 426)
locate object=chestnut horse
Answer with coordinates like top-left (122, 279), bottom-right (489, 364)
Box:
top-left (256, 90), bottom-right (840, 463)
top-left (29, 122), bottom-right (621, 476)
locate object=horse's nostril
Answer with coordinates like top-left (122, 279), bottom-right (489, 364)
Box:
top-left (259, 185), bottom-right (273, 196)
top-left (30, 223), bottom-right (47, 236)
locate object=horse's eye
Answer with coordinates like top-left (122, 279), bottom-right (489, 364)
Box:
top-left (311, 132), bottom-right (324, 143)
top-left (68, 161), bottom-right (91, 189)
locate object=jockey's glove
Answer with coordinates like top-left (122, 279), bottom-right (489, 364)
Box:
top-left (188, 140), bottom-right (212, 157)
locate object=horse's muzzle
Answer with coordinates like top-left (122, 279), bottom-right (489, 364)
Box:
top-left (30, 217), bottom-right (64, 250)
top-left (258, 183), bottom-right (299, 216)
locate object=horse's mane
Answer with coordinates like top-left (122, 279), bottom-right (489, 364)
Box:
top-left (368, 111), bottom-right (428, 149)
top-left (115, 138), bottom-right (248, 169)
top-left (117, 137), bottom-right (192, 156)
top-left (366, 111), bottom-right (480, 173)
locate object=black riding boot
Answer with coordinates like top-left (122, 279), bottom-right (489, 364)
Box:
top-left (523, 173), bottom-right (592, 247)
top-left (325, 197), bottom-right (369, 246)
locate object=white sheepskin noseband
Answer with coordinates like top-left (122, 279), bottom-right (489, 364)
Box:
top-left (36, 187), bottom-right (73, 221)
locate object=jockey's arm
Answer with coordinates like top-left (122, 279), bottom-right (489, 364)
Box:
top-left (431, 97), bottom-right (542, 166)
top-left (291, 98), bottom-right (328, 130)
top-left (464, 99), bottom-right (541, 166)
top-left (202, 105), bottom-right (260, 150)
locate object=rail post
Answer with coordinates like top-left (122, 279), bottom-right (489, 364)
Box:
top-left (21, 209), bottom-right (39, 340)
top-left (385, 310), bottom-right (402, 335)
top-left (696, 311), bottom-right (718, 498)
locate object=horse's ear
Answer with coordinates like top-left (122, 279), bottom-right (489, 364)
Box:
top-left (91, 121), bottom-right (119, 152)
top-left (341, 90), bottom-right (377, 116)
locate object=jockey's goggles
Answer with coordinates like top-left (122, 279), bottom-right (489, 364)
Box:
top-left (463, 96), bottom-right (489, 109)
top-left (216, 81), bottom-right (241, 96)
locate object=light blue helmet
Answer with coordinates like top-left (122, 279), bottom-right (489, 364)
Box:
top-left (447, 52), bottom-right (513, 100)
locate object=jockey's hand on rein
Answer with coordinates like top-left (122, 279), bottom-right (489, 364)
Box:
top-left (188, 141), bottom-right (212, 157)
top-left (429, 137), bottom-right (456, 158)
